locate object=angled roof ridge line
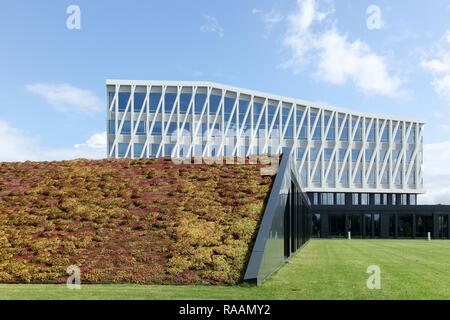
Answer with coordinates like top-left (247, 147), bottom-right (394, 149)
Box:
top-left (105, 79), bottom-right (426, 124)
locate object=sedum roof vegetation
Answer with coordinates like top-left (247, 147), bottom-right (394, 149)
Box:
top-left (0, 158), bottom-right (274, 285)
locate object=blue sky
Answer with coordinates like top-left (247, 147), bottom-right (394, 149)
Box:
top-left (1, 0), bottom-right (450, 202)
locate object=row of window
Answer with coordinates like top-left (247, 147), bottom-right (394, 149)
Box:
top-left (311, 193), bottom-right (417, 206)
top-left (109, 142), bottom-right (280, 158)
top-left (297, 147), bottom-right (418, 162)
top-left (312, 213), bottom-right (448, 239)
top-left (109, 92), bottom-right (419, 144)
top-left (303, 167), bottom-right (417, 186)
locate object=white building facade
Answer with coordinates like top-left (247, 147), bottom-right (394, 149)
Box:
top-left (106, 80), bottom-right (425, 196)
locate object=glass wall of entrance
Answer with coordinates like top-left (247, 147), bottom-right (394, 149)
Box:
top-left (318, 213), bottom-right (448, 239)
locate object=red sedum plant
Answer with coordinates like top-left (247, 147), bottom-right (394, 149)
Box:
top-left (0, 158), bottom-right (273, 285)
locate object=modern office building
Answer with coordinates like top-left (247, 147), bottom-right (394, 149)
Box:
top-left (106, 80), bottom-right (450, 239)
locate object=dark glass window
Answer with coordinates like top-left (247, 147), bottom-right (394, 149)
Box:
top-left (348, 214), bottom-right (362, 237)
top-left (151, 121), bottom-right (162, 135)
top-left (165, 144), bottom-right (174, 157)
top-left (329, 215), bottom-right (346, 238)
top-left (120, 120), bottom-right (131, 135)
top-left (149, 92), bottom-right (162, 113)
top-left (416, 215), bottom-right (433, 238)
top-left (180, 93), bottom-right (192, 114)
top-left (398, 215), bottom-right (413, 238)
top-left (195, 93), bottom-right (207, 115)
top-left (224, 97), bottom-right (235, 123)
top-left (118, 143), bottom-right (128, 157)
top-left (312, 214), bottom-right (321, 238)
top-left (118, 92), bottom-right (131, 112)
top-left (108, 120), bottom-right (115, 135)
top-left (209, 95), bottom-right (221, 114)
top-left (389, 214), bottom-right (396, 238)
top-left (135, 121), bottom-right (145, 135)
top-left (373, 213), bottom-right (380, 237)
top-left (364, 214), bottom-right (373, 237)
top-left (439, 215), bottom-right (449, 239)
top-left (134, 92), bottom-right (146, 112)
top-left (164, 92), bottom-right (177, 114)
top-left (108, 91), bottom-right (115, 108)
top-left (133, 143), bottom-right (144, 158)
top-left (392, 194), bottom-right (397, 205)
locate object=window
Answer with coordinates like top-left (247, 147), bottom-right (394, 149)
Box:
top-left (398, 215), bottom-right (413, 238)
top-left (439, 215), bottom-right (449, 239)
top-left (313, 193), bottom-right (319, 205)
top-left (374, 194), bottom-right (381, 205)
top-left (195, 93), bottom-right (207, 114)
top-left (364, 214), bottom-right (372, 237)
top-left (329, 215), bottom-right (346, 237)
top-left (118, 92), bottom-right (130, 112)
top-left (392, 194), bottom-right (397, 205)
top-left (149, 92), bottom-right (162, 113)
top-left (373, 214), bottom-right (380, 237)
top-left (134, 92), bottom-right (146, 112)
top-left (120, 120), bottom-right (131, 135)
top-left (416, 215), bottom-right (432, 238)
top-left (150, 144), bottom-right (159, 157)
top-left (410, 194), bottom-right (417, 206)
top-left (321, 193), bottom-right (334, 205)
top-left (348, 214), bottom-right (362, 237)
top-left (383, 194), bottom-right (388, 205)
top-left (312, 214), bottom-right (321, 238)
top-left (151, 121), bottom-right (162, 135)
top-left (164, 144), bottom-right (174, 157)
top-left (361, 193), bottom-right (369, 205)
top-left (401, 194), bottom-right (408, 205)
top-left (118, 143), bottom-right (128, 157)
top-left (135, 121), bottom-right (145, 135)
top-left (108, 120), bottom-right (116, 135)
top-left (389, 214), bottom-right (396, 238)
top-left (352, 194), bottom-right (359, 205)
top-left (336, 193), bottom-right (345, 205)
top-left (133, 143), bottom-right (144, 158)
top-left (165, 92), bottom-right (177, 114)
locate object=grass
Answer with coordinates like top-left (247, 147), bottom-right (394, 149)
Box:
top-left (2, 239), bottom-right (450, 300)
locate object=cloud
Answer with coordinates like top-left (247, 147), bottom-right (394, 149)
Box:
top-left (420, 29), bottom-right (450, 104)
top-left (420, 140), bottom-right (450, 205)
top-left (0, 119), bottom-right (106, 162)
top-left (282, 0), bottom-right (402, 97)
top-left (26, 83), bottom-right (102, 114)
top-left (200, 15), bottom-right (224, 38)
top-left (253, 8), bottom-right (283, 38)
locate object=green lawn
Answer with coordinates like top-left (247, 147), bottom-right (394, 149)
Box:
top-left (1, 239), bottom-right (450, 300)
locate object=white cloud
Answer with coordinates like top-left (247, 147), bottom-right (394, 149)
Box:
top-left (26, 83), bottom-right (102, 114)
top-left (253, 9), bottom-right (283, 38)
top-left (0, 120), bottom-right (106, 162)
top-left (282, 0), bottom-right (402, 97)
top-left (420, 29), bottom-right (450, 104)
top-left (200, 15), bottom-right (224, 38)
top-left (420, 140), bottom-right (450, 205)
